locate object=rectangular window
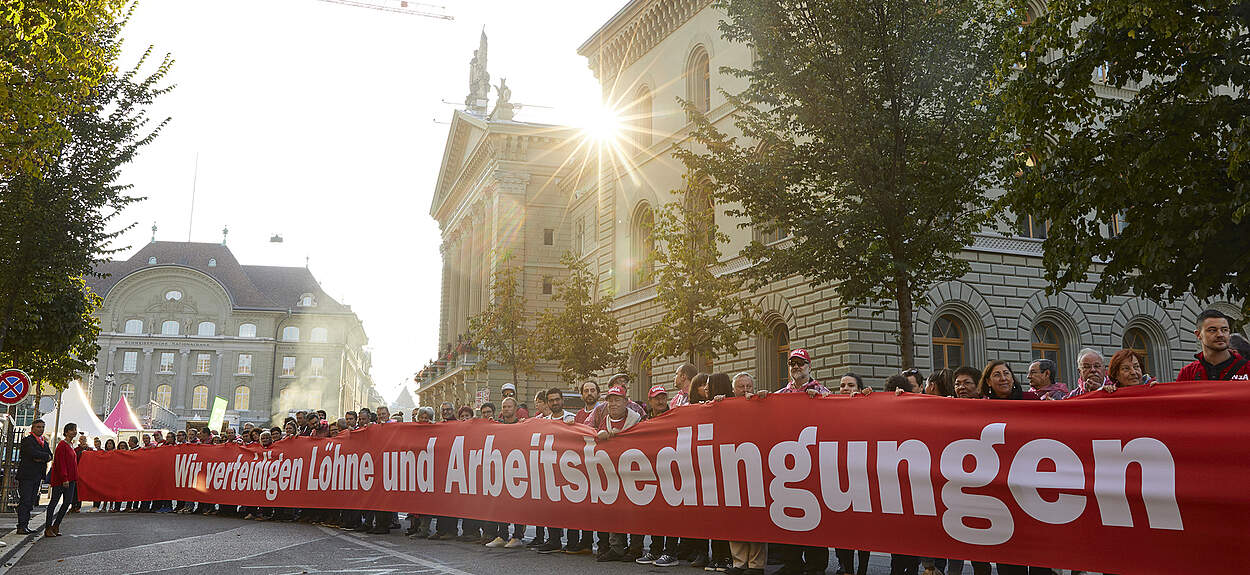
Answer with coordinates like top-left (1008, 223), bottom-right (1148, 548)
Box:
top-left (311, 357), bottom-right (325, 378)
top-left (543, 228), bottom-right (554, 246)
top-left (237, 353), bottom-right (252, 375)
top-left (122, 351), bottom-right (138, 373)
top-left (159, 352), bottom-right (175, 373)
top-left (281, 356), bottom-right (296, 377)
top-left (542, 276), bottom-right (553, 295)
top-left (195, 353), bottom-right (211, 374)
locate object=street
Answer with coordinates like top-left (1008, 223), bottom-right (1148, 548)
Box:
top-left (6, 511), bottom-right (905, 575)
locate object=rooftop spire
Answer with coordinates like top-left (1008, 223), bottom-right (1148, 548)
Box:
top-left (465, 27), bottom-right (490, 114)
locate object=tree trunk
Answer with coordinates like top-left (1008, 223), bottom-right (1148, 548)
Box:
top-left (895, 277), bottom-right (915, 370)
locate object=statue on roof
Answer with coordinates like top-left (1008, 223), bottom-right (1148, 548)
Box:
top-left (465, 28), bottom-right (490, 114)
top-left (489, 77), bottom-right (516, 121)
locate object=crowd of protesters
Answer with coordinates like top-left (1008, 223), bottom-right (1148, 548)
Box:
top-left (16, 308), bottom-right (1249, 575)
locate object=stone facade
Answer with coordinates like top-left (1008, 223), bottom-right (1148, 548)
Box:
top-left (424, 0), bottom-right (1244, 404)
top-left (84, 241), bottom-right (374, 429)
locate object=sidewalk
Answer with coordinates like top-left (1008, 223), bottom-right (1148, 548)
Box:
top-left (0, 498), bottom-right (48, 568)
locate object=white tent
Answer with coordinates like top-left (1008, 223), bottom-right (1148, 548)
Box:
top-left (39, 380), bottom-right (115, 440)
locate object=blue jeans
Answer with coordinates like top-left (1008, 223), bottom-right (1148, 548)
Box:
top-left (16, 478), bottom-right (41, 529)
top-left (45, 481), bottom-right (76, 530)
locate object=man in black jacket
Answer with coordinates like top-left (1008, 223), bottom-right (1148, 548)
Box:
top-left (16, 419), bottom-right (53, 534)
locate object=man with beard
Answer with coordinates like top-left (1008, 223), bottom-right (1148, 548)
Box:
top-left (1178, 309), bottom-right (1250, 381)
top-left (535, 388), bottom-right (576, 555)
top-left (633, 385), bottom-right (679, 567)
top-left (592, 385), bottom-right (642, 562)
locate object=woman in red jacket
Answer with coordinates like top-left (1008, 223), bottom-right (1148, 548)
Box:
top-left (44, 422), bottom-right (79, 537)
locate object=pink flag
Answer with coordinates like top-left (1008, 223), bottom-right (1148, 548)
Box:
top-left (103, 395), bottom-right (143, 432)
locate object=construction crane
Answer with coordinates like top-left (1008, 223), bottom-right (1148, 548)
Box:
top-left (315, 0), bottom-right (454, 20)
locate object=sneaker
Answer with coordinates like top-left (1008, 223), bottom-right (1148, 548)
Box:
top-left (622, 550), bottom-right (641, 563)
top-left (705, 558), bottom-right (730, 571)
top-left (564, 545), bottom-right (592, 555)
top-left (635, 553), bottom-right (658, 565)
top-left (536, 541), bottom-right (564, 554)
top-left (654, 554), bottom-right (679, 567)
top-left (597, 549), bottom-right (625, 562)
top-left (525, 538), bottom-right (545, 548)
top-left (505, 538), bottom-right (526, 548)
top-left (691, 554), bottom-right (710, 569)
top-left (485, 537), bottom-right (507, 548)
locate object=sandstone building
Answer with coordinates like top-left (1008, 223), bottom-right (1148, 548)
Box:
top-left (84, 241), bottom-right (374, 429)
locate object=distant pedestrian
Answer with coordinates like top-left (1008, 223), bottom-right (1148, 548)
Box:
top-left (45, 422), bottom-right (80, 537)
top-left (16, 419), bottom-right (52, 534)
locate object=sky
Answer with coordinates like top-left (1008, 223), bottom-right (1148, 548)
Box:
top-left (113, 0), bottom-right (628, 402)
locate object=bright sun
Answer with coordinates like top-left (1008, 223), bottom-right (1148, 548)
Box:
top-left (581, 104), bottom-right (624, 144)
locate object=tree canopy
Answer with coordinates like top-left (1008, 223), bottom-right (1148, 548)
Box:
top-left (537, 253), bottom-right (625, 384)
top-left (996, 0), bottom-right (1250, 312)
top-left (679, 0), bottom-right (1013, 367)
top-left (468, 255), bottom-right (537, 387)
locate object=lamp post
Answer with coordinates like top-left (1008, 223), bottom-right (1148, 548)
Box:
top-left (103, 372), bottom-right (115, 416)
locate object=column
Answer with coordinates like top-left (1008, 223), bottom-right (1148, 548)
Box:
top-left (458, 223), bottom-right (474, 339)
top-left (175, 349), bottom-right (190, 410)
top-left (138, 348), bottom-right (153, 406)
top-left (447, 232), bottom-right (463, 344)
top-left (481, 201), bottom-right (494, 311)
top-left (469, 211), bottom-right (483, 321)
top-left (439, 241), bottom-right (452, 351)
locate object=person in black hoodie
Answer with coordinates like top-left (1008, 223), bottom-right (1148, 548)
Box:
top-left (16, 419), bottom-right (53, 534)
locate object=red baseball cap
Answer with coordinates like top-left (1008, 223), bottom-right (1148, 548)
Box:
top-left (648, 385), bottom-right (668, 398)
top-left (789, 348), bottom-right (811, 363)
top-left (607, 384), bottom-right (628, 398)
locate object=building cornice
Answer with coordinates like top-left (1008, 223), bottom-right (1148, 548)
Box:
top-left (578, 0), bottom-right (713, 83)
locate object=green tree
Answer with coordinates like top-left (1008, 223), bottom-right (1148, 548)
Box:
top-left (996, 0), bottom-right (1250, 312)
top-left (469, 255), bottom-right (537, 387)
top-left (537, 253), bottom-right (626, 384)
top-left (1, 0), bottom-right (127, 177)
top-left (0, 8), bottom-right (172, 394)
top-left (677, 0), bottom-right (1013, 367)
top-left (633, 182), bottom-right (761, 369)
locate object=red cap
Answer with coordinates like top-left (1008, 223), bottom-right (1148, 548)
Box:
top-left (789, 348), bottom-right (811, 363)
top-left (607, 384), bottom-right (628, 398)
top-left (648, 385), bottom-right (668, 398)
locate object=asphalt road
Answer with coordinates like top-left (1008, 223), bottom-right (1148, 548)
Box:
top-left (6, 510), bottom-right (950, 575)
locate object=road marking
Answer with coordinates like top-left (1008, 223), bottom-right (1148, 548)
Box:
top-left (319, 527), bottom-right (477, 575)
top-left (126, 534), bottom-right (328, 574)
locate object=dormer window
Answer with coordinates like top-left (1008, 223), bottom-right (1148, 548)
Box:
top-left (165, 290), bottom-right (182, 302)
top-left (299, 293), bottom-right (315, 307)
top-left (148, 257), bottom-right (157, 264)
top-left (208, 258), bottom-right (216, 267)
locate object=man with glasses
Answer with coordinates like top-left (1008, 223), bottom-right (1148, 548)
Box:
top-left (766, 348), bottom-right (828, 575)
top-left (1063, 349), bottom-right (1108, 398)
top-left (1027, 359), bottom-right (1070, 400)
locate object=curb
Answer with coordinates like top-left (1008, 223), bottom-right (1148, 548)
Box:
top-left (0, 510), bottom-right (46, 568)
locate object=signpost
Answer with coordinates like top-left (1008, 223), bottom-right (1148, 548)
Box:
top-left (0, 368), bottom-right (31, 513)
top-left (474, 388), bottom-right (489, 409)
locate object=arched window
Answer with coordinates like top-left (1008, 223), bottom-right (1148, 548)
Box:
top-left (238, 323), bottom-right (257, 338)
top-left (310, 327), bottom-right (328, 343)
top-left (299, 293), bottom-right (315, 307)
top-left (931, 315), bottom-right (966, 371)
top-left (631, 203), bottom-right (655, 289)
top-left (632, 85), bottom-right (653, 149)
top-left (191, 385), bottom-right (209, 410)
top-left (1123, 327), bottom-right (1151, 375)
top-left (234, 385), bottom-right (251, 411)
top-left (687, 46), bottom-right (711, 114)
top-left (161, 320), bottom-right (180, 335)
top-left (119, 383), bottom-right (135, 404)
top-left (124, 319), bottom-right (143, 334)
top-left (282, 326), bottom-right (299, 342)
top-left (197, 321), bottom-right (216, 336)
top-left (155, 384), bottom-right (172, 409)
top-left (1031, 321), bottom-right (1063, 378)
top-left (773, 323), bottom-right (791, 390)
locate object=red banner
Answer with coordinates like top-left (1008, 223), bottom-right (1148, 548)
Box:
top-left (78, 383), bottom-right (1250, 574)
